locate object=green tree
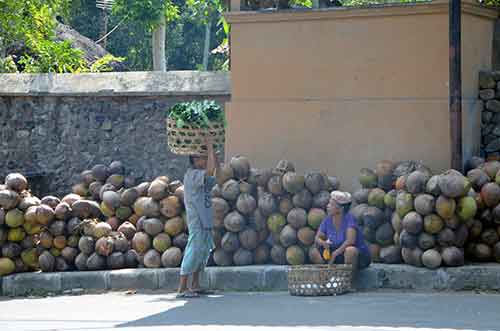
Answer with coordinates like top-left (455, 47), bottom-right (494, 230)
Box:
top-left (112, 0), bottom-right (180, 71)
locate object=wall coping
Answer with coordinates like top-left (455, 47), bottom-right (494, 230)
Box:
top-left (0, 71), bottom-right (231, 97)
top-left (225, 0), bottom-right (498, 24)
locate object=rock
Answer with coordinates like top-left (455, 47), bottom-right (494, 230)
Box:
top-left (483, 124), bottom-right (494, 136)
top-left (479, 71), bottom-right (496, 89)
top-left (482, 111), bottom-right (494, 124)
top-left (484, 134), bottom-right (497, 146)
top-left (486, 138), bottom-right (500, 152)
top-left (486, 100), bottom-right (500, 113)
top-left (479, 89), bottom-right (495, 100)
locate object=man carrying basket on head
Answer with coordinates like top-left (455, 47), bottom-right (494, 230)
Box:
top-left (176, 138), bottom-right (219, 298)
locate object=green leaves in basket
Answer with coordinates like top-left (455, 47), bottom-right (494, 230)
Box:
top-left (168, 100), bottom-right (225, 129)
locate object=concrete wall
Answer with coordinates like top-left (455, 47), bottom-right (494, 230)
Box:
top-left (0, 71), bottom-right (230, 196)
top-left (225, 0), bottom-right (497, 191)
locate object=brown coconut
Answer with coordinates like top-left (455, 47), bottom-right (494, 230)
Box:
top-left (279, 225), bottom-right (298, 248)
top-left (286, 245), bottom-right (306, 265)
top-left (368, 188), bottom-right (386, 209)
top-left (216, 164), bottom-right (234, 186)
top-left (125, 250), bottom-right (139, 268)
top-left (435, 195), bottom-right (456, 220)
top-left (417, 232), bottom-right (436, 250)
top-left (400, 230), bottom-right (418, 249)
top-left (213, 197), bottom-right (230, 221)
top-left (239, 228), bottom-right (258, 250)
top-left (213, 249), bottom-right (233, 266)
top-left (224, 211), bottom-right (246, 233)
top-left (297, 227), bottom-right (315, 246)
top-left (305, 171), bottom-right (327, 195)
top-left (438, 228), bottom-right (456, 247)
top-left (133, 197), bottom-right (160, 218)
top-left (254, 244), bottom-right (271, 264)
top-left (164, 216), bottom-right (185, 237)
top-left (5, 173), bottom-right (28, 192)
top-left (143, 249), bottom-right (161, 268)
top-left (18, 196), bottom-right (41, 211)
top-left (230, 155), bottom-right (250, 180)
top-left (233, 248), bottom-right (254, 266)
top-left (268, 175), bottom-right (284, 196)
top-left (423, 214), bottom-right (445, 235)
top-left (173, 233), bottom-right (188, 250)
top-left (278, 196), bottom-right (294, 215)
top-left (118, 221), bottom-right (137, 240)
top-left (421, 249), bottom-right (442, 269)
top-left (438, 169), bottom-right (471, 198)
top-left (401, 247), bottom-right (423, 267)
top-left (41, 196), bottom-right (60, 209)
top-left (221, 179), bottom-right (240, 201)
top-left (87, 252), bottom-right (107, 270)
top-left (293, 189), bottom-right (313, 210)
top-left (481, 182), bottom-right (500, 208)
top-left (313, 191), bottom-right (330, 209)
top-left (132, 232), bottom-right (151, 254)
top-left (396, 192), bottom-right (414, 218)
top-left (148, 179), bottom-right (169, 201)
top-left (402, 212), bottom-right (424, 234)
top-left (143, 218), bottom-right (164, 236)
top-left (161, 247), bottom-right (183, 267)
top-left (221, 232), bottom-right (240, 252)
top-left (481, 228), bottom-right (499, 246)
top-left (0, 189), bottom-right (20, 210)
top-left (38, 251), bottom-right (56, 272)
top-left (425, 175), bottom-right (442, 196)
top-left (359, 168), bottom-right (378, 189)
top-left (414, 194), bottom-right (435, 216)
top-left (308, 208), bottom-right (326, 230)
top-left (95, 236), bottom-right (114, 256)
top-left (467, 168), bottom-right (490, 191)
top-left (121, 188), bottom-right (140, 206)
top-left (376, 160), bottom-right (395, 191)
top-left (308, 246), bottom-right (325, 264)
top-left (236, 193), bottom-right (257, 215)
top-left (406, 171), bottom-right (430, 194)
top-left (441, 246), bottom-right (464, 266)
top-left (282, 172), bottom-right (305, 194)
top-left (258, 190), bottom-right (277, 216)
top-left (380, 245), bottom-right (402, 264)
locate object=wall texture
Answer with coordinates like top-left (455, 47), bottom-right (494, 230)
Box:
top-left (0, 71), bottom-right (230, 196)
top-left (225, 0), bottom-right (497, 191)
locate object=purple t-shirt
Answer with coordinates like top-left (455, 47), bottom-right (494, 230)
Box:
top-left (319, 213), bottom-right (369, 255)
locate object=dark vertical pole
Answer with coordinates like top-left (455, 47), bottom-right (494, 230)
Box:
top-left (450, 0), bottom-right (463, 171)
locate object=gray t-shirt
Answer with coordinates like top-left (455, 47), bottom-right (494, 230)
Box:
top-left (183, 168), bottom-right (216, 230)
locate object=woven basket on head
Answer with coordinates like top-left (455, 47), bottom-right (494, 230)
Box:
top-left (288, 264), bottom-right (352, 296)
top-left (166, 118), bottom-right (225, 155)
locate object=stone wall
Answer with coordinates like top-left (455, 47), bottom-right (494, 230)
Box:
top-left (0, 71), bottom-right (231, 196)
top-left (479, 71), bottom-right (500, 159)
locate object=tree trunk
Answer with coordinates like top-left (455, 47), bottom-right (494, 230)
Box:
top-left (152, 15), bottom-right (167, 72)
top-left (202, 19), bottom-right (212, 71)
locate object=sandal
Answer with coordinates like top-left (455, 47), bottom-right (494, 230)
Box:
top-left (191, 288), bottom-right (215, 295)
top-left (175, 291), bottom-right (200, 298)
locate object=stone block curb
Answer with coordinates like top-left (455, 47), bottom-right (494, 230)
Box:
top-left (2, 263), bottom-right (500, 297)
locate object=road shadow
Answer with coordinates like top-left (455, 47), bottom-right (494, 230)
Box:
top-left (116, 292), bottom-right (498, 330)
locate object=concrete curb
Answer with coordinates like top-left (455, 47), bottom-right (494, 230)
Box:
top-left (2, 263), bottom-right (500, 297)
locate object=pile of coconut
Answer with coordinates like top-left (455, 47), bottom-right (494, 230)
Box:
top-left (62, 161), bottom-right (187, 271)
top-left (464, 157), bottom-right (500, 262)
top-left (390, 167), bottom-right (478, 268)
top-left (211, 158), bottom-right (339, 266)
top-left (352, 160), bottom-right (433, 264)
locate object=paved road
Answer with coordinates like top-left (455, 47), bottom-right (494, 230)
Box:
top-left (0, 291), bottom-right (499, 331)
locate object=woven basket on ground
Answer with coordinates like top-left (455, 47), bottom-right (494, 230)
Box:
top-left (166, 118), bottom-right (225, 155)
top-left (288, 264), bottom-right (352, 296)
